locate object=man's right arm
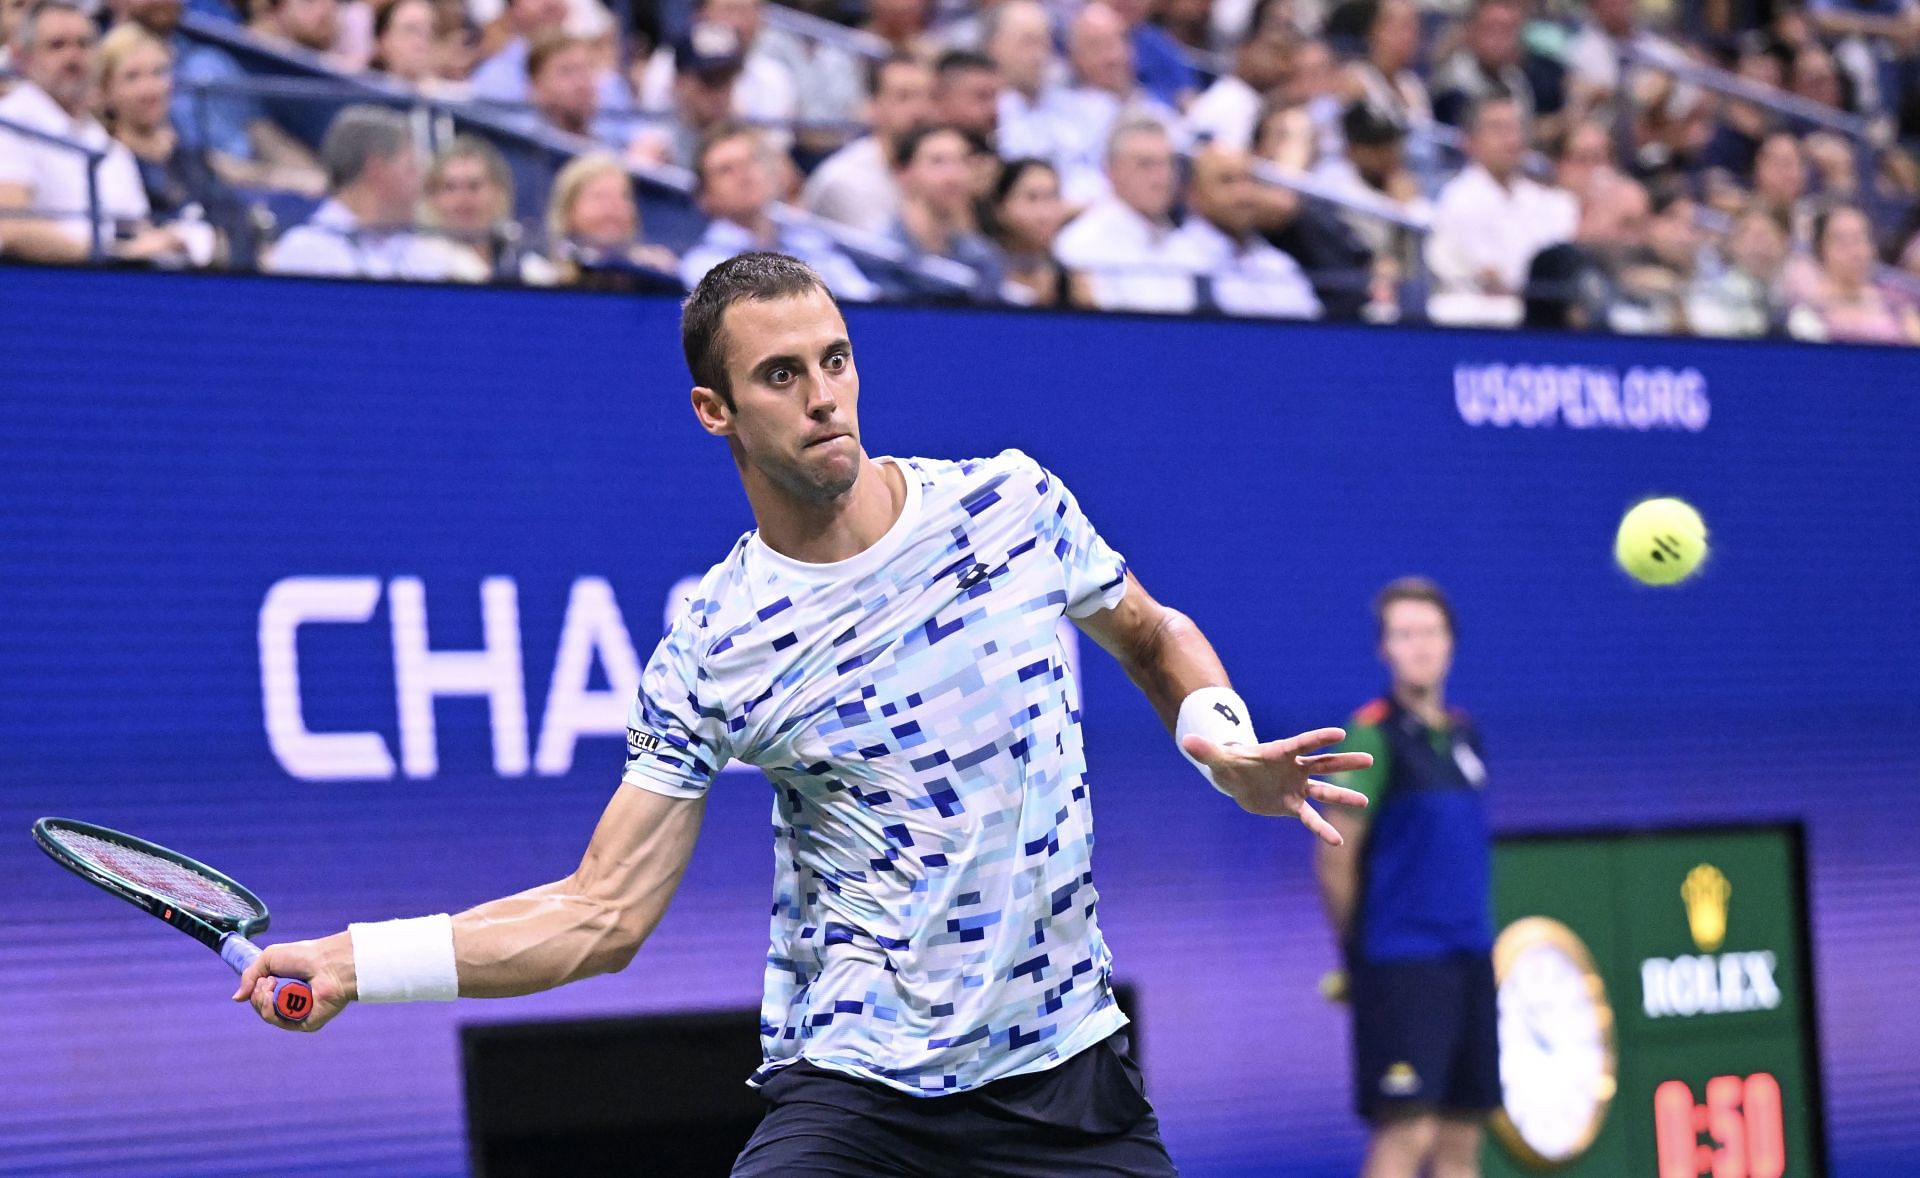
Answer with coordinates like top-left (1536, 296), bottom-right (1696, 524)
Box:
top-left (236, 783), bottom-right (706, 1030)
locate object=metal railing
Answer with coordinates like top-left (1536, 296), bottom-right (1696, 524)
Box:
top-left (0, 111), bottom-right (107, 260)
top-left (1620, 41), bottom-right (1881, 143)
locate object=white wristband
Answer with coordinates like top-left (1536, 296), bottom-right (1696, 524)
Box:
top-left (349, 914), bottom-right (459, 1003)
top-left (1176, 686), bottom-right (1257, 795)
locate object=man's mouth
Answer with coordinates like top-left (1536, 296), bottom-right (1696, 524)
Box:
top-left (804, 433), bottom-right (848, 449)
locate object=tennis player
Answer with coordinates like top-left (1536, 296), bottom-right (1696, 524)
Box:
top-left (237, 252), bottom-right (1371, 1175)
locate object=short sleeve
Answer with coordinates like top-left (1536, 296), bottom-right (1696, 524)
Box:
top-left (621, 611), bottom-right (732, 799)
top-left (1334, 722), bottom-right (1390, 807)
top-left (1033, 458), bottom-right (1128, 618)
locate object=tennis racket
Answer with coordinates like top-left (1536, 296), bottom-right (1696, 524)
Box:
top-left (33, 817), bottom-right (314, 1023)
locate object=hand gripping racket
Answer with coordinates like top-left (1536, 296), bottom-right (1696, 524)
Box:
top-left (33, 817), bottom-right (315, 1023)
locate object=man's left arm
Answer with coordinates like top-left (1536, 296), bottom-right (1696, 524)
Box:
top-left (1074, 571), bottom-right (1371, 843)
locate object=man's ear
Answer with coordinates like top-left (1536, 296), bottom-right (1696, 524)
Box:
top-left (690, 385), bottom-right (734, 437)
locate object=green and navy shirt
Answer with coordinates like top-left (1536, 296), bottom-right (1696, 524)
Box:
top-left (1337, 696), bottom-right (1493, 963)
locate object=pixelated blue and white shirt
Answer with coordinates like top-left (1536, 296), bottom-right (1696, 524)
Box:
top-left (622, 450), bottom-right (1131, 1095)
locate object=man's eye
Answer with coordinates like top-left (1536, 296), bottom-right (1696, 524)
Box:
top-left (824, 353), bottom-right (847, 372)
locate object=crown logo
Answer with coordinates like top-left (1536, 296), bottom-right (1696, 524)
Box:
top-left (1681, 863), bottom-right (1732, 952)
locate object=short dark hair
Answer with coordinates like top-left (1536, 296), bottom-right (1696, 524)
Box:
top-left (1373, 576), bottom-right (1455, 641)
top-left (1462, 91), bottom-right (1519, 134)
top-left (935, 48), bottom-right (995, 79)
top-left (681, 252), bottom-right (838, 408)
top-left (890, 121), bottom-right (966, 171)
top-left (866, 51), bottom-right (924, 97)
top-left (692, 120), bottom-right (757, 192)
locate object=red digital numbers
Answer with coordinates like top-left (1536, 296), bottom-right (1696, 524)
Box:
top-left (1654, 1074), bottom-right (1786, 1178)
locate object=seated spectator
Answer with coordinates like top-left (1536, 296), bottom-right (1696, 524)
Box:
top-left (1431, 0), bottom-right (1535, 130)
top-left (110, 0), bottom-right (325, 193)
top-left (1187, 0), bottom-right (1292, 150)
top-left (97, 23), bottom-right (254, 267)
top-left (1696, 41), bottom-right (1783, 186)
top-left (934, 50), bottom-right (1001, 141)
top-left (861, 0), bottom-right (933, 56)
top-left (1340, 0), bottom-right (1431, 132)
top-left (469, 0), bottom-right (628, 114)
top-left (1751, 129), bottom-right (1817, 246)
top-left (889, 122), bottom-right (1007, 301)
top-left (1312, 102), bottom-right (1428, 259)
top-left (982, 157), bottom-right (1089, 306)
top-left (0, 1), bottom-right (182, 264)
top-left (989, 0), bottom-right (1075, 165)
top-left (372, 0), bottom-right (468, 97)
top-left (803, 54), bottom-right (933, 235)
top-left (1054, 118), bottom-right (1190, 312)
top-left (628, 23), bottom-right (743, 170)
top-left (250, 0), bottom-right (341, 63)
top-left (1104, 0), bottom-right (1197, 110)
top-left (420, 135), bottom-right (552, 283)
top-left (1167, 144), bottom-right (1323, 319)
top-left (757, 9), bottom-right (862, 144)
top-left (1425, 95), bottom-right (1577, 326)
top-left (1788, 204), bottom-right (1920, 342)
top-left (1054, 1), bottom-right (1183, 202)
top-left (680, 125), bottom-right (878, 300)
top-left (1788, 41), bottom-right (1851, 112)
top-left (263, 104), bottom-right (450, 279)
top-left (1554, 119), bottom-right (1617, 205)
top-left (1609, 185), bottom-right (1700, 334)
top-left (524, 31), bottom-right (618, 140)
top-left (1687, 203), bottom-right (1788, 338)
top-left (543, 151), bottom-right (678, 286)
top-left (1563, 0), bottom-right (1694, 122)
top-left (1808, 0), bottom-right (1919, 114)
top-left (1253, 94), bottom-right (1318, 175)
top-left (1520, 242), bottom-right (1610, 330)
top-left (635, 0), bottom-right (797, 137)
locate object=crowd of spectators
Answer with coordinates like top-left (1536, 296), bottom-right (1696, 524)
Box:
top-left (5, 0), bottom-right (1920, 342)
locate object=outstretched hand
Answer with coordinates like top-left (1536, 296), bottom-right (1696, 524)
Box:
top-left (1181, 726), bottom-right (1371, 844)
top-left (232, 931), bottom-right (355, 1032)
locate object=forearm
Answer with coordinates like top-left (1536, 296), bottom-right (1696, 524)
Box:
top-left (448, 874), bottom-right (669, 998)
top-left (1116, 606), bottom-right (1232, 732)
top-left (0, 217), bottom-right (91, 263)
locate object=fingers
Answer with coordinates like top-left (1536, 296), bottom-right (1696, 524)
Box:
top-left (1257, 727), bottom-right (1348, 759)
top-left (231, 949), bottom-right (272, 1003)
top-left (1307, 779), bottom-right (1370, 808)
top-left (1297, 802), bottom-right (1344, 846)
top-left (1297, 751), bottom-right (1373, 775)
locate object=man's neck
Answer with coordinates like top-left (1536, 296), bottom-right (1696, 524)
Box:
top-left (1481, 162), bottom-right (1516, 190)
top-left (901, 198), bottom-right (962, 251)
top-left (729, 211), bottom-right (777, 244)
top-left (335, 185), bottom-right (394, 228)
top-left (748, 453), bottom-right (907, 564)
top-left (33, 81), bottom-right (89, 122)
top-left (1393, 682), bottom-right (1447, 727)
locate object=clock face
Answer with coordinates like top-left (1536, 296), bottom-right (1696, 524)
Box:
top-left (1493, 917), bottom-right (1618, 1168)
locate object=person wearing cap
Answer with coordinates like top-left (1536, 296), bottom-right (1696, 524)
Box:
top-left (1311, 101), bottom-right (1428, 260)
top-left (628, 22), bottom-right (746, 170)
top-left (635, 0), bottom-right (797, 138)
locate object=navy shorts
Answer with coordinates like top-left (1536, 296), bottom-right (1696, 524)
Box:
top-left (1349, 952), bottom-right (1500, 1122)
top-left (730, 1033), bottom-right (1179, 1177)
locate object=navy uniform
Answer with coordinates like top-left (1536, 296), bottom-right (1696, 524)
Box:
top-left (1337, 695), bottom-right (1498, 1121)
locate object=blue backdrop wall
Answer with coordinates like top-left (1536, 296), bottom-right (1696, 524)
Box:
top-left (1, 267), bottom-right (1915, 1176)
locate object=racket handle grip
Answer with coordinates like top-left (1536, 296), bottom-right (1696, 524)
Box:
top-left (219, 933), bottom-right (315, 1024)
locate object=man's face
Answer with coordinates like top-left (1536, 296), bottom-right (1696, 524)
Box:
top-left (1346, 137), bottom-right (1402, 186)
top-left (676, 69), bottom-right (738, 127)
top-left (1727, 211), bottom-right (1785, 279)
top-left (704, 289), bottom-right (863, 506)
top-left (1469, 100), bottom-right (1523, 177)
top-left (870, 60), bottom-right (933, 139)
top-left (901, 129), bottom-right (971, 218)
top-left (1238, 28), bottom-right (1291, 93)
top-left (1379, 600), bottom-right (1452, 693)
top-left (987, 2), bottom-right (1050, 95)
top-left (1068, 4), bottom-right (1131, 94)
top-left (277, 0), bottom-right (340, 52)
top-left (1466, 0), bottom-right (1519, 67)
top-left (509, 0), bottom-right (565, 35)
top-left (1556, 122), bottom-right (1611, 196)
top-left (365, 147), bottom-right (422, 221)
top-left (1648, 198), bottom-right (1698, 269)
top-left (1754, 135), bottom-right (1806, 203)
top-left (1108, 128), bottom-right (1175, 220)
top-left (123, 0), bottom-right (182, 36)
top-left (937, 65), bottom-right (1000, 136)
top-left (21, 8), bottom-right (95, 114)
top-left (532, 42), bottom-right (597, 129)
top-left (429, 155), bottom-right (502, 234)
top-left (698, 133), bottom-right (772, 224)
top-left (0, 0), bottom-right (31, 49)
top-left (1189, 148), bottom-right (1258, 238)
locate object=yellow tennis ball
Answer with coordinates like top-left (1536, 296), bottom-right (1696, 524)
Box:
top-left (1615, 498), bottom-right (1708, 585)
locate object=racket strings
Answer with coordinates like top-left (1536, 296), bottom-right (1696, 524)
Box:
top-left (60, 830), bottom-right (262, 921)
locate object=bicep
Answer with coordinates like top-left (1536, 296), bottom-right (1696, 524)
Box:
top-left (569, 783), bottom-right (707, 910)
top-left (1071, 571), bottom-right (1163, 665)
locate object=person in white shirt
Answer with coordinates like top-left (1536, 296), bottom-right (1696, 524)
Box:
top-left (681, 124), bottom-right (879, 301)
top-left (1167, 144), bottom-right (1322, 319)
top-left (802, 54), bottom-right (933, 236)
top-left (1054, 117), bottom-right (1191, 312)
top-left (933, 48), bottom-right (1001, 141)
top-left (0, 0), bottom-right (176, 263)
top-left (987, 0), bottom-right (1074, 164)
top-left (469, 0), bottom-right (631, 115)
top-left (1053, 1), bottom-right (1182, 202)
top-left (1424, 95), bottom-right (1576, 327)
top-left (1311, 101), bottom-right (1429, 260)
top-left (635, 0), bottom-right (797, 134)
top-left (263, 104), bottom-right (450, 280)
top-left (1185, 0), bottom-right (1291, 151)
top-left (1562, 0), bottom-right (1694, 122)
